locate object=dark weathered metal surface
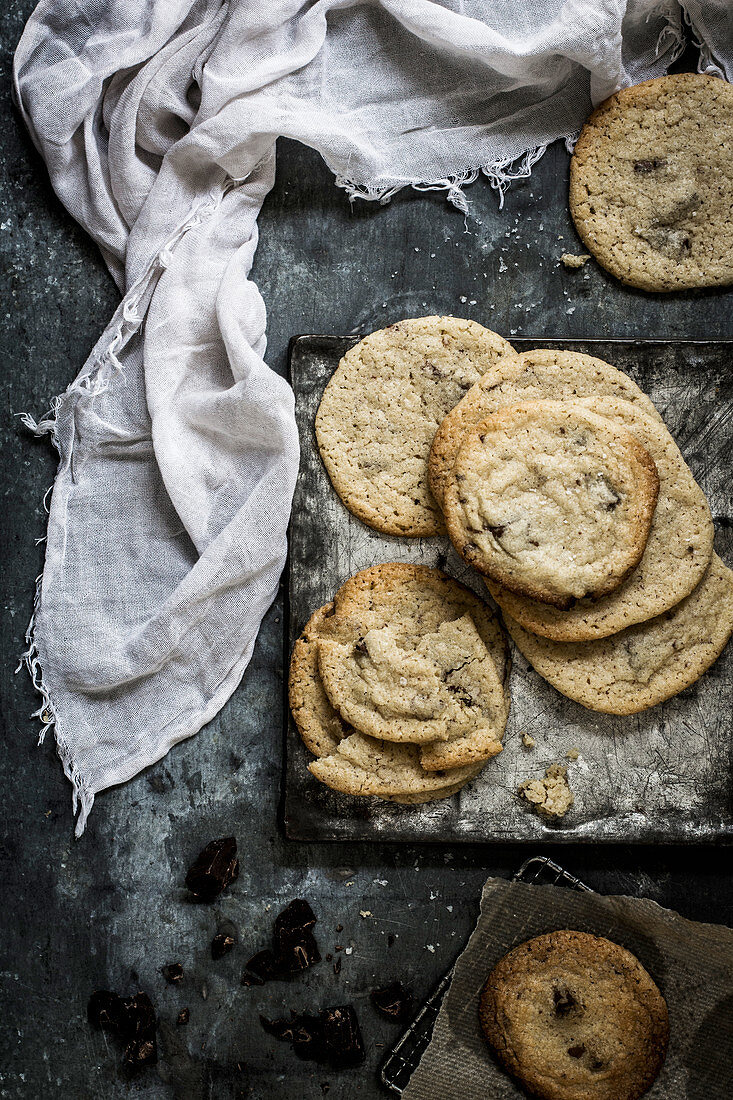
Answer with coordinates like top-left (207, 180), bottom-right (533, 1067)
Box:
top-left (2, 5), bottom-right (732, 1091)
top-left (286, 337), bottom-right (732, 845)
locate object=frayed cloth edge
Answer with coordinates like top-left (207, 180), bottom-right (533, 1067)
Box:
top-left (15, 573), bottom-right (95, 838)
top-left (15, 177), bottom-right (242, 837)
top-left (679, 3), bottom-right (728, 78)
top-left (334, 144), bottom-right (549, 213)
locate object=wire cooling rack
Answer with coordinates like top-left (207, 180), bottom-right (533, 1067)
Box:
top-left (378, 856), bottom-right (592, 1095)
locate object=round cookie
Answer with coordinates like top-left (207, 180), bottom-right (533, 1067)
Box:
top-left (569, 73), bottom-right (733, 292)
top-left (315, 316), bottom-right (513, 536)
top-left (288, 603), bottom-right (482, 802)
top-left (503, 553), bottom-right (733, 715)
top-left (317, 615), bottom-right (506, 762)
top-left (318, 563), bottom-right (511, 770)
top-left (309, 731), bottom-right (481, 802)
top-left (442, 401), bottom-right (659, 608)
top-left (479, 930), bottom-right (669, 1100)
top-left (428, 349), bottom-right (662, 510)
top-left (488, 397), bottom-right (714, 640)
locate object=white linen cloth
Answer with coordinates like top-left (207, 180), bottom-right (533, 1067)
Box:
top-left (13, 0), bottom-right (730, 835)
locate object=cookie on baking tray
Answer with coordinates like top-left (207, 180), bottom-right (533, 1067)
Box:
top-left (441, 400), bottom-right (659, 608)
top-left (315, 316), bottom-right (513, 537)
top-left (569, 73), bottom-right (733, 292)
top-left (479, 930), bottom-right (669, 1100)
top-left (288, 564), bottom-right (512, 802)
top-left (487, 396), bottom-right (714, 640)
top-left (428, 348), bottom-right (662, 510)
top-left (504, 553), bottom-right (733, 715)
top-left (288, 604), bottom-right (481, 803)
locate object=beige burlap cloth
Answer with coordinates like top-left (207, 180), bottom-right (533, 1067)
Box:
top-left (404, 876), bottom-right (733, 1099)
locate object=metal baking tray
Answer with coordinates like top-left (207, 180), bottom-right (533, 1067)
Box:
top-left (283, 337), bottom-right (732, 844)
top-left (378, 856), bottom-right (591, 1095)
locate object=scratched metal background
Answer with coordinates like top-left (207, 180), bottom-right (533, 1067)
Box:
top-left (286, 337), bottom-right (733, 844)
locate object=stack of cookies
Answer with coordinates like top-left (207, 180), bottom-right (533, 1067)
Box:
top-left (427, 343), bottom-right (733, 714)
top-left (294, 315), bottom-right (732, 802)
top-left (289, 563), bottom-right (510, 803)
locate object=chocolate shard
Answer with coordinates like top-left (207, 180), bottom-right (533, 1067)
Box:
top-left (212, 918), bottom-right (238, 960)
top-left (370, 982), bottom-right (413, 1025)
top-left (241, 969), bottom-right (265, 987)
top-left (274, 899), bottom-right (317, 938)
top-left (176, 1008), bottom-right (190, 1026)
top-left (88, 990), bottom-right (125, 1032)
top-left (161, 963), bottom-right (184, 985)
top-left (260, 1011), bottom-right (325, 1061)
top-left (260, 1005), bottom-right (364, 1068)
top-left (185, 837), bottom-right (239, 902)
top-left (88, 990), bottom-right (157, 1070)
top-left (121, 993), bottom-right (158, 1069)
top-left (321, 1005), bottom-right (365, 1068)
top-left (243, 899), bottom-right (321, 984)
top-left (244, 949), bottom-right (283, 983)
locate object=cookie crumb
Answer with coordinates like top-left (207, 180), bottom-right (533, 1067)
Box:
top-left (521, 731), bottom-right (536, 749)
top-left (518, 764), bottom-right (574, 819)
top-left (565, 747), bottom-right (580, 761)
top-left (560, 252), bottom-right (590, 269)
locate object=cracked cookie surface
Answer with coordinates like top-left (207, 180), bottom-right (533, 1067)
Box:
top-left (488, 397), bottom-right (713, 640)
top-left (479, 931), bottom-right (669, 1100)
top-left (570, 73), bottom-right (733, 291)
top-left (289, 564), bottom-right (512, 800)
top-left (504, 553), bottom-right (733, 714)
top-left (429, 349), bottom-right (661, 510)
top-left (288, 604), bottom-right (481, 803)
top-left (442, 401), bottom-right (659, 608)
top-left (315, 316), bottom-right (513, 536)
top-left (317, 614), bottom-right (505, 770)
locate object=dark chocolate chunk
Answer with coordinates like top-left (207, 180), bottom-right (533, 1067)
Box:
top-left (120, 993), bottom-right (158, 1069)
top-left (211, 918), bottom-right (238, 960)
top-left (261, 1005), bottom-right (364, 1068)
top-left (161, 963), bottom-right (184, 985)
top-left (636, 225), bottom-right (692, 260)
top-left (553, 987), bottom-right (579, 1016)
top-left (88, 990), bottom-right (126, 1032)
top-left (240, 969), bottom-right (265, 987)
top-left (353, 638), bottom-right (368, 656)
top-left (176, 1008), bottom-right (190, 1026)
top-left (244, 949), bottom-right (282, 982)
top-left (185, 837), bottom-right (239, 902)
top-left (370, 982), bottom-right (413, 1025)
top-left (87, 990), bottom-right (157, 1070)
top-left (243, 899), bottom-right (321, 984)
top-left (487, 524), bottom-right (506, 540)
top-left (321, 1005), bottom-right (365, 1068)
top-left (634, 158), bottom-right (666, 173)
top-left (333, 957), bottom-right (341, 976)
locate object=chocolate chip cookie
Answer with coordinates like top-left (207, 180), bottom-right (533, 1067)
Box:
top-left (479, 930), bottom-right (669, 1100)
top-left (570, 73), bottom-right (733, 291)
top-left (442, 401), bottom-right (659, 608)
top-left (504, 553), bottom-right (733, 714)
top-left (289, 604), bottom-right (481, 803)
top-left (315, 316), bottom-right (513, 536)
top-left (488, 397), bottom-right (713, 640)
top-left (429, 349), bottom-right (661, 510)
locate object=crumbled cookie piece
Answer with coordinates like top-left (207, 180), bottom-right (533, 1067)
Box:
top-left (521, 732), bottom-right (536, 749)
top-left (560, 252), bottom-right (590, 269)
top-left (565, 747), bottom-right (580, 761)
top-left (518, 764), bottom-right (574, 820)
